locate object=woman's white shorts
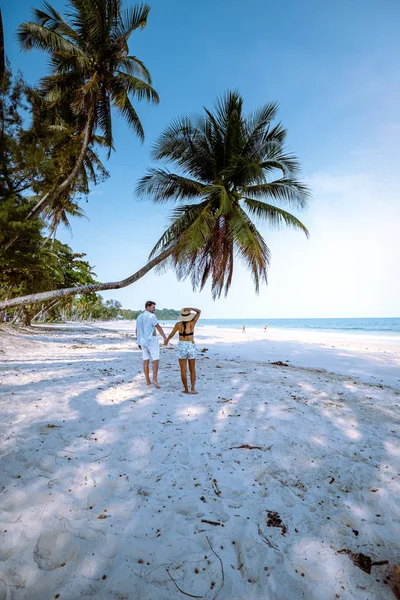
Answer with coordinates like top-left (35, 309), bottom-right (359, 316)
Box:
top-left (176, 341), bottom-right (197, 360)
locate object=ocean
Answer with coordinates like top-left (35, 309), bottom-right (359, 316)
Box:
top-left (159, 317), bottom-right (400, 336)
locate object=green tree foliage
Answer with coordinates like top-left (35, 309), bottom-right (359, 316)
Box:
top-left (154, 308), bottom-right (180, 320)
top-left (17, 0), bottom-right (159, 223)
top-left (0, 6), bottom-right (310, 314)
top-left (0, 69), bottom-right (44, 202)
top-left (66, 301), bottom-right (180, 322)
top-left (0, 67), bottom-right (108, 235)
top-left (0, 198), bottom-right (46, 298)
top-left (24, 85), bottom-right (109, 240)
top-left (118, 308), bottom-right (138, 320)
top-left (0, 227), bottom-right (98, 325)
top-left (0, 66), bottom-right (108, 322)
top-left (137, 91), bottom-right (310, 298)
top-left (0, 92), bottom-right (311, 312)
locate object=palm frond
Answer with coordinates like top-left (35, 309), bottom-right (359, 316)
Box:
top-left (97, 87), bottom-right (114, 155)
top-left (213, 90), bottom-right (243, 133)
top-left (243, 198), bottom-right (310, 237)
top-left (18, 21), bottom-right (86, 58)
top-left (230, 203), bottom-right (270, 293)
top-left (114, 71), bottom-right (159, 103)
top-left (148, 200), bottom-right (212, 258)
top-left (243, 179), bottom-right (310, 209)
top-left (85, 147), bottom-right (110, 182)
top-left (139, 90), bottom-right (309, 297)
top-left (151, 117), bottom-right (196, 161)
top-left (34, 2), bottom-right (80, 41)
top-left (119, 56), bottom-right (152, 83)
top-left (152, 117), bottom-right (215, 182)
top-left (259, 153), bottom-right (301, 176)
top-left (243, 102), bottom-right (279, 149)
top-left (212, 185), bottom-right (234, 216)
top-left (110, 81), bottom-right (144, 140)
top-left (119, 4), bottom-right (150, 38)
top-left (136, 169), bottom-right (206, 202)
top-left (71, 72), bottom-right (100, 114)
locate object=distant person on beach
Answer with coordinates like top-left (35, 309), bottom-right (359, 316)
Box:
top-left (242, 324), bottom-right (246, 334)
top-left (164, 307), bottom-right (201, 394)
top-left (264, 324), bottom-right (268, 333)
top-left (136, 301), bottom-right (167, 389)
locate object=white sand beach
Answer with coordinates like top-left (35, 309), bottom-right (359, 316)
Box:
top-left (1, 323), bottom-right (399, 600)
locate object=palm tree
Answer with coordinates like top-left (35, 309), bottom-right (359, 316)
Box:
top-left (42, 197), bottom-right (87, 245)
top-left (137, 91), bottom-right (310, 297)
top-left (17, 0), bottom-right (159, 223)
top-left (0, 92), bottom-right (310, 312)
top-left (22, 84), bottom-right (110, 232)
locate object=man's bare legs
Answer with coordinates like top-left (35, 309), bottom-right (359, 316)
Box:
top-left (188, 359), bottom-right (197, 394)
top-left (152, 359), bottom-right (160, 389)
top-left (143, 360), bottom-right (151, 385)
top-left (179, 358), bottom-right (189, 393)
top-left (143, 359), bottom-right (160, 388)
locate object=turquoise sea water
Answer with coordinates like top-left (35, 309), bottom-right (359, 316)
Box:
top-left (160, 318), bottom-right (400, 336)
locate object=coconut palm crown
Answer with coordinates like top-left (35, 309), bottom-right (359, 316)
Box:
top-left (17, 0), bottom-right (159, 223)
top-left (137, 91), bottom-right (310, 298)
top-left (18, 0), bottom-right (158, 148)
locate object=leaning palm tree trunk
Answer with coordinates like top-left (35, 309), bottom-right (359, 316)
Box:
top-left (27, 112), bottom-right (95, 223)
top-left (0, 247), bottom-right (172, 311)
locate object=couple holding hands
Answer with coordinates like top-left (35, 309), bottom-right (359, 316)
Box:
top-left (136, 301), bottom-right (201, 394)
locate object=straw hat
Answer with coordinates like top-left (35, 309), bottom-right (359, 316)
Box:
top-left (178, 308), bottom-right (195, 322)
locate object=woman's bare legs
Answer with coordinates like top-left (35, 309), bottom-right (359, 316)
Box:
top-left (188, 359), bottom-right (197, 393)
top-left (179, 358), bottom-right (189, 393)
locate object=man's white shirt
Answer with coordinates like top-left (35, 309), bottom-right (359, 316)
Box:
top-left (136, 311), bottom-right (158, 346)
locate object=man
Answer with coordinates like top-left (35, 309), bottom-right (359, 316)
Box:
top-left (136, 301), bottom-right (167, 388)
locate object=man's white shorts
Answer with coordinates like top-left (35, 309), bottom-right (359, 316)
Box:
top-left (141, 338), bottom-right (160, 361)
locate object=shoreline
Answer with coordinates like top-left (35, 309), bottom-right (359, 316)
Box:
top-left (81, 321), bottom-right (400, 389)
top-left (1, 324), bottom-right (399, 599)
top-left (70, 319), bottom-right (400, 341)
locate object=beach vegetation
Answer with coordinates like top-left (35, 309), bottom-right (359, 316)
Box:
top-left (0, 3), bottom-right (310, 321)
top-left (11, 0), bottom-right (158, 231)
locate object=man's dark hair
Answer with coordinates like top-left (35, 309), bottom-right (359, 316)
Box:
top-left (145, 301), bottom-right (156, 308)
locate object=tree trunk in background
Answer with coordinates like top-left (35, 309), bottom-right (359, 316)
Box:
top-left (0, 247), bottom-right (173, 311)
top-left (32, 299), bottom-right (61, 322)
top-left (22, 306), bottom-right (33, 327)
top-left (27, 112), bottom-right (95, 223)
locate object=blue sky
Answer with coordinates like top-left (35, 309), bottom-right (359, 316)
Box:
top-left (4, 0), bottom-right (400, 317)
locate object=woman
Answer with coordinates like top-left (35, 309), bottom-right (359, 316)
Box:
top-left (164, 307), bottom-right (201, 394)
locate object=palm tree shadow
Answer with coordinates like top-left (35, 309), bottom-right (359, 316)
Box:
top-left (1, 324), bottom-right (399, 599)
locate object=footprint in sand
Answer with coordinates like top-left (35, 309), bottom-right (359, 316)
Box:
top-left (0, 579), bottom-right (9, 600)
top-left (0, 532), bottom-right (18, 561)
top-left (33, 531), bottom-right (78, 570)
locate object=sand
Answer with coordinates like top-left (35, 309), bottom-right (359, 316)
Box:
top-left (0, 322), bottom-right (399, 600)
